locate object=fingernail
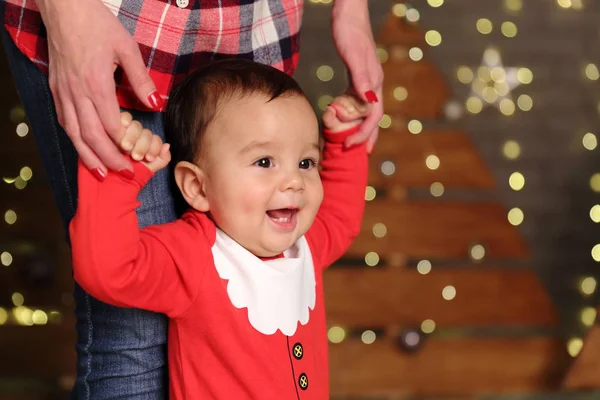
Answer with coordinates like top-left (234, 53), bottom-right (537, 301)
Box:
top-left (122, 141), bottom-right (133, 151)
top-left (119, 169), bottom-right (135, 180)
top-left (365, 90), bottom-right (378, 103)
top-left (132, 152), bottom-right (143, 161)
top-left (147, 91), bottom-right (165, 110)
top-left (91, 168), bottom-right (106, 182)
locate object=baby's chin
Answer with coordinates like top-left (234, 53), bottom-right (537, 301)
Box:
top-left (244, 236), bottom-right (301, 258)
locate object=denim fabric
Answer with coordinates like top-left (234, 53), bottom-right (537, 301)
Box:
top-left (1, 3), bottom-right (175, 397)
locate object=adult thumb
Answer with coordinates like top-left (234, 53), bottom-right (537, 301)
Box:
top-left (118, 44), bottom-right (165, 111)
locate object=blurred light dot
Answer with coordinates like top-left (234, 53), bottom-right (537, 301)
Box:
top-left (316, 65), bottom-right (334, 82)
top-left (583, 133), bottom-right (598, 150)
top-left (494, 82), bottom-right (510, 97)
top-left (442, 286), bottom-right (456, 300)
top-left (508, 207), bottom-right (524, 226)
top-left (392, 3), bottom-right (407, 17)
top-left (517, 68), bottom-right (533, 84)
top-left (365, 186), bottom-right (376, 201)
top-left (585, 63), bottom-right (600, 81)
top-left (379, 114), bottom-right (392, 129)
top-left (1, 251), bottom-right (12, 267)
top-left (405, 8), bottom-right (420, 22)
top-left (590, 205), bottom-right (600, 222)
top-left (16, 123), bottom-right (29, 137)
top-left (475, 80), bottom-right (490, 96)
top-left (567, 337), bottom-right (583, 357)
top-left (421, 319), bottom-right (436, 334)
top-left (509, 172), bottom-right (525, 191)
top-left (372, 223), bottom-right (387, 238)
top-left (504, 0), bottom-right (523, 12)
top-left (580, 277), bottom-right (597, 296)
top-left (361, 330), bottom-right (377, 344)
top-left (482, 87), bottom-right (498, 104)
top-left (381, 161), bottom-right (396, 176)
top-left (408, 120), bottom-right (423, 134)
top-left (417, 260), bottom-right (432, 275)
top-left (571, 0), bottom-right (583, 9)
top-left (32, 310), bottom-right (48, 325)
top-left (12, 292), bottom-right (24, 307)
top-left (328, 326), bottom-right (346, 343)
top-left (457, 66), bottom-right (474, 84)
top-left (394, 86), bottom-right (408, 101)
top-left (430, 182), bottom-right (444, 197)
top-left (408, 47), bottom-right (423, 61)
top-left (317, 95), bottom-right (333, 111)
top-left (590, 173), bottom-right (600, 192)
top-left (483, 48), bottom-right (500, 65)
top-left (4, 210), bottom-right (17, 225)
top-left (48, 310), bottom-right (63, 324)
top-left (0, 307), bottom-right (7, 325)
top-left (503, 141), bottom-right (521, 160)
top-left (365, 252), bottom-right (380, 267)
top-left (14, 177), bottom-right (27, 190)
top-left (321, 0), bottom-right (332, 4)
top-left (581, 307), bottom-right (597, 327)
top-left (425, 30), bottom-right (442, 46)
top-left (466, 97), bottom-right (483, 114)
top-left (19, 166), bottom-right (33, 181)
top-left (557, 0), bottom-right (572, 9)
top-left (478, 67), bottom-right (492, 82)
top-left (470, 244), bottom-right (486, 262)
top-left (592, 244), bottom-right (600, 261)
top-left (476, 18), bottom-right (493, 34)
top-left (517, 94), bottom-right (533, 111)
top-left (427, 0), bottom-right (444, 7)
top-left (490, 67), bottom-right (506, 82)
top-left (499, 99), bottom-right (516, 116)
top-left (17, 306), bottom-right (34, 326)
top-left (501, 21), bottom-right (518, 37)
top-left (425, 155), bottom-right (440, 170)
top-left (376, 47), bottom-right (389, 64)
top-left (444, 100), bottom-right (463, 120)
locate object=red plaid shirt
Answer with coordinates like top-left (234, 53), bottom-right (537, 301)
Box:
top-left (3, 0), bottom-right (303, 111)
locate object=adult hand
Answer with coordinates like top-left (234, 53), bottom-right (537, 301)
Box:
top-left (331, 0), bottom-right (384, 153)
top-left (36, 0), bottom-right (164, 180)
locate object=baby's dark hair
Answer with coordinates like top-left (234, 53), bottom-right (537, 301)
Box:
top-left (165, 58), bottom-right (307, 165)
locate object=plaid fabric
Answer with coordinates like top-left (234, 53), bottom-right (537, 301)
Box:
top-left (3, 0), bottom-right (303, 111)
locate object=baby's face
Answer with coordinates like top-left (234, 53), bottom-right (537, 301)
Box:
top-left (201, 94), bottom-right (323, 257)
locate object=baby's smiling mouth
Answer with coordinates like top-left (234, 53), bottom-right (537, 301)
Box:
top-left (266, 208), bottom-right (298, 230)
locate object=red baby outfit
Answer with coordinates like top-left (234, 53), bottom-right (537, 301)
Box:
top-left (69, 126), bottom-right (368, 399)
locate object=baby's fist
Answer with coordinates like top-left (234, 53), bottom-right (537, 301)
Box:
top-left (119, 112), bottom-right (171, 173)
top-left (322, 94), bottom-right (371, 134)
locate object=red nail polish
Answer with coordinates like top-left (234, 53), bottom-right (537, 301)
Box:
top-left (119, 169), bottom-right (135, 180)
top-left (147, 91), bottom-right (165, 110)
top-left (91, 168), bottom-right (106, 182)
top-left (365, 90), bottom-right (379, 103)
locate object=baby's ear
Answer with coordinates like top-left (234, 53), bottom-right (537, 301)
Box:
top-left (174, 161), bottom-right (210, 212)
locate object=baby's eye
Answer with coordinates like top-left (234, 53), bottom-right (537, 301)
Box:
top-left (299, 159), bottom-right (317, 170)
top-left (254, 158), bottom-right (273, 168)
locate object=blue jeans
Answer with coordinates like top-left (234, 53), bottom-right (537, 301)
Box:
top-left (1, 4), bottom-right (174, 398)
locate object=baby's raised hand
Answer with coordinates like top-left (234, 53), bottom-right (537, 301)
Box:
top-left (322, 94), bottom-right (371, 136)
top-left (119, 112), bottom-right (171, 173)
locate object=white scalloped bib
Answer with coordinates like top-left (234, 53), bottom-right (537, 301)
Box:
top-left (211, 229), bottom-right (316, 336)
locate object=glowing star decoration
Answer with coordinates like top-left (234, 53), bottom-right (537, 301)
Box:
top-left (465, 47), bottom-right (521, 115)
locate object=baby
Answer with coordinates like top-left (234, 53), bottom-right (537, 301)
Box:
top-left (70, 58), bottom-right (371, 399)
